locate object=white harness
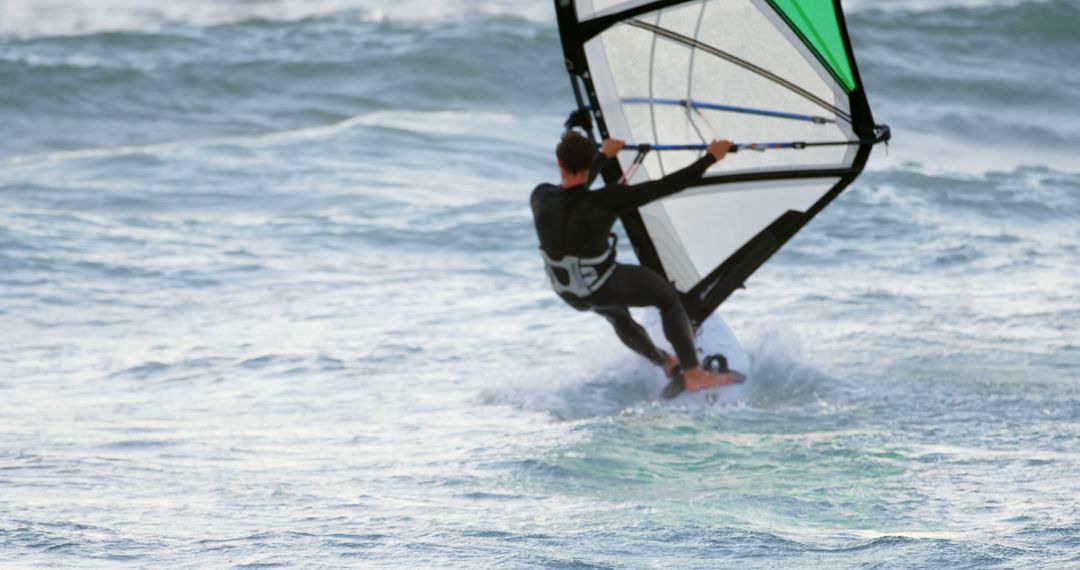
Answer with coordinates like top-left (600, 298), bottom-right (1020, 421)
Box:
top-left (539, 235), bottom-right (616, 298)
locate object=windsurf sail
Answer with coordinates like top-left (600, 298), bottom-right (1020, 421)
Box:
top-left (555, 0), bottom-right (889, 326)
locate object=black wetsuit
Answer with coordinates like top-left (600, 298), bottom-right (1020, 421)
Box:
top-left (530, 153), bottom-right (717, 369)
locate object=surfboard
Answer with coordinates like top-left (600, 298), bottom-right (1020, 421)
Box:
top-left (644, 310), bottom-right (751, 405)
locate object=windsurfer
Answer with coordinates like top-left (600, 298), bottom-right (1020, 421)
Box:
top-left (530, 131), bottom-right (736, 392)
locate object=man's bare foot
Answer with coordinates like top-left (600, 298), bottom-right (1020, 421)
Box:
top-left (683, 367), bottom-right (736, 392)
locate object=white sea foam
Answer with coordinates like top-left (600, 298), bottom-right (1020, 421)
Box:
top-left (845, 0), bottom-right (1054, 12)
top-left (0, 0), bottom-right (1052, 39)
top-left (0, 0), bottom-right (552, 39)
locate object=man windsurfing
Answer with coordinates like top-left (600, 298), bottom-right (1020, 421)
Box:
top-left (531, 131), bottom-right (735, 392)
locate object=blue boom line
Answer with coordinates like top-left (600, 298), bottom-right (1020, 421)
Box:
top-left (621, 97), bottom-right (834, 124)
top-left (625, 142), bottom-right (810, 153)
top-left (616, 130), bottom-right (891, 153)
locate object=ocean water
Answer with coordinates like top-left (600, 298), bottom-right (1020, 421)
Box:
top-left (1, 0), bottom-right (1078, 567)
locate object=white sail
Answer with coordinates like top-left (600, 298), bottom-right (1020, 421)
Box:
top-left (555, 0), bottom-right (886, 323)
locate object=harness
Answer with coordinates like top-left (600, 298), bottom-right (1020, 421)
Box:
top-left (539, 234), bottom-right (617, 298)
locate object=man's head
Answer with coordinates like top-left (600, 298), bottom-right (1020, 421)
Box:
top-left (557, 131), bottom-right (594, 175)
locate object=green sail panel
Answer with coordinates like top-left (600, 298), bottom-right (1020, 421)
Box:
top-left (767, 0), bottom-right (856, 92)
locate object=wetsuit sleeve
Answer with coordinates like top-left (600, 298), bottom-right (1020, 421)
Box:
top-left (595, 154), bottom-right (717, 214)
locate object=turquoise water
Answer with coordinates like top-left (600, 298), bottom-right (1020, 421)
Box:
top-left (2, 0), bottom-right (1079, 567)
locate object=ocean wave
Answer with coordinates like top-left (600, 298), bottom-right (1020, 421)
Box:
top-left (0, 0), bottom-right (1065, 41)
top-left (0, 0), bottom-right (552, 40)
top-left (3, 0), bottom-right (1077, 171)
top-left (867, 165), bottom-right (1080, 222)
top-left (0, 14), bottom-right (565, 159)
top-left (848, 0), bottom-right (1065, 14)
top-left (853, 0), bottom-right (1080, 79)
top-left (852, 0), bottom-right (1079, 32)
top-left (2, 107), bottom-right (557, 175)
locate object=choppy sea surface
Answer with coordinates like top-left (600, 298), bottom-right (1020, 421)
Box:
top-left (2, 0), bottom-right (1078, 567)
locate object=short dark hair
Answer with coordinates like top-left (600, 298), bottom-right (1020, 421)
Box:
top-left (556, 131), bottom-right (594, 174)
